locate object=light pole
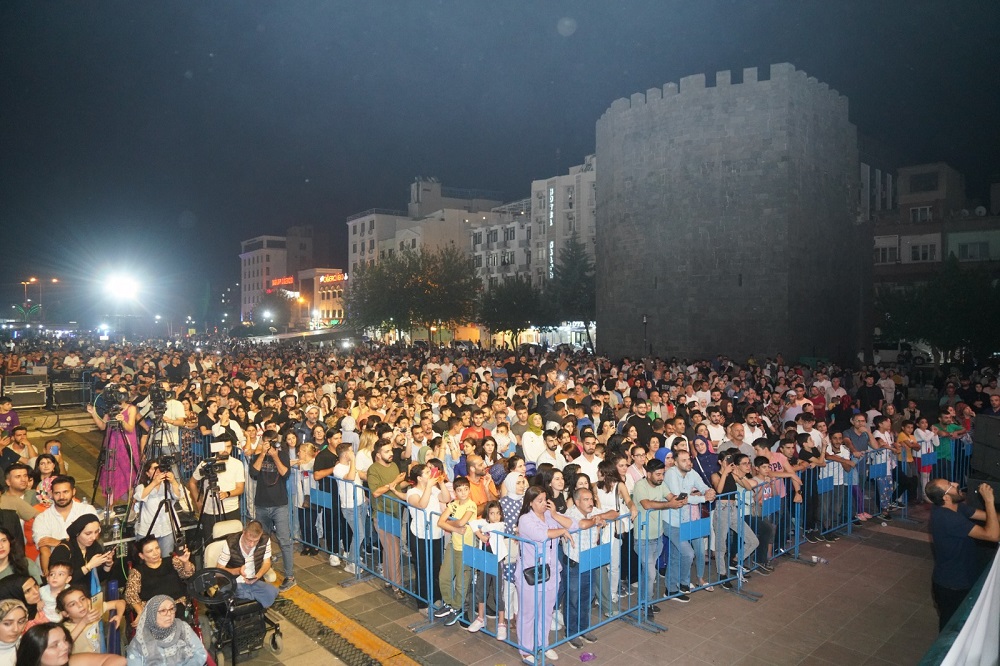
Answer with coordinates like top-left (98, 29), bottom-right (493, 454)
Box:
top-left (642, 314), bottom-right (648, 357)
top-left (32, 278), bottom-right (58, 323)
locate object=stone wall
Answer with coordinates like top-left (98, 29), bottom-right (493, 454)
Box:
top-left (595, 63), bottom-right (862, 362)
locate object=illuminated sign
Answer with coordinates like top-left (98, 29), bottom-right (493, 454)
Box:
top-left (319, 274), bottom-right (346, 284)
top-left (548, 186), bottom-right (554, 227)
top-left (549, 240), bottom-right (555, 279)
top-left (271, 276), bottom-right (294, 287)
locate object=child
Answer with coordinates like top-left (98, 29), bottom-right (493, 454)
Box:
top-left (40, 561), bottom-right (72, 622)
top-left (465, 501), bottom-right (508, 641)
top-left (436, 476), bottom-right (477, 626)
top-left (57, 585), bottom-right (124, 654)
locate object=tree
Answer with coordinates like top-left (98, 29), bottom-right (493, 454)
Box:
top-left (479, 275), bottom-right (543, 348)
top-left (252, 290), bottom-right (293, 330)
top-left (346, 251), bottom-right (422, 334)
top-left (549, 231), bottom-right (596, 350)
top-left (875, 255), bottom-right (1000, 363)
top-left (420, 244), bottom-right (481, 341)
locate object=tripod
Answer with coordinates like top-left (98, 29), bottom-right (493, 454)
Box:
top-left (140, 412), bottom-right (195, 514)
top-left (141, 475), bottom-right (187, 556)
top-left (92, 408), bottom-right (134, 526)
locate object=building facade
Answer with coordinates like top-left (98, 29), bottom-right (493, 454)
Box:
top-left (239, 235), bottom-right (287, 322)
top-left (530, 155), bottom-right (597, 288)
top-left (595, 63), bottom-right (864, 362)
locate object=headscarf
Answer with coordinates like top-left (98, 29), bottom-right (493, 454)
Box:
top-left (692, 435), bottom-right (720, 486)
top-left (503, 472), bottom-right (525, 503)
top-left (65, 515), bottom-right (100, 545)
top-left (128, 594), bottom-right (202, 666)
top-left (0, 577), bottom-right (35, 620)
top-left (527, 413), bottom-right (543, 437)
top-left (0, 599), bottom-right (25, 654)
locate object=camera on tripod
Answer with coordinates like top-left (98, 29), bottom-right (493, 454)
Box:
top-left (149, 385), bottom-right (171, 419)
top-left (199, 441), bottom-right (229, 493)
top-left (100, 382), bottom-right (129, 418)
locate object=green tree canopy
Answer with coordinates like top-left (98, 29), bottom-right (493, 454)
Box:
top-left (251, 290), bottom-right (293, 329)
top-left (549, 230), bottom-right (596, 348)
top-left (479, 275), bottom-right (543, 347)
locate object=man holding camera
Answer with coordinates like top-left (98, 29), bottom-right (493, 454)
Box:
top-left (188, 434), bottom-right (245, 539)
top-left (251, 430), bottom-right (295, 592)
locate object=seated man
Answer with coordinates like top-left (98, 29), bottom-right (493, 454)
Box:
top-left (216, 520), bottom-right (277, 608)
top-left (32, 475), bottom-right (97, 574)
top-left (124, 535), bottom-right (195, 620)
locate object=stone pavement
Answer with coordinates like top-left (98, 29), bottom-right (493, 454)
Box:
top-left (23, 407), bottom-right (941, 666)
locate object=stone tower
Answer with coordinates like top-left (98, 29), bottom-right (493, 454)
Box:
top-left (595, 63), bottom-right (864, 362)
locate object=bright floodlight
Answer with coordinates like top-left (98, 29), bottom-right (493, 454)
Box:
top-left (106, 274), bottom-right (140, 300)
top-left (262, 310), bottom-right (272, 320)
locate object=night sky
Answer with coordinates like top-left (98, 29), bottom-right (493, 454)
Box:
top-left (2, 1), bottom-right (998, 324)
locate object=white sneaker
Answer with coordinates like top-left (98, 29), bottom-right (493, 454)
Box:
top-left (344, 562), bottom-right (357, 574)
top-left (329, 554), bottom-right (342, 567)
top-left (496, 623), bottom-right (508, 641)
top-left (545, 649), bottom-right (559, 661)
top-left (467, 617), bottom-right (484, 633)
top-left (550, 614), bottom-right (564, 631)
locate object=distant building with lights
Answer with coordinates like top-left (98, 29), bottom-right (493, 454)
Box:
top-left (239, 226), bottom-right (314, 322)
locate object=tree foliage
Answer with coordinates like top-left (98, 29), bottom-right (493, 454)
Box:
top-left (251, 290), bottom-right (293, 329)
top-left (346, 245), bottom-right (481, 339)
top-left (549, 231), bottom-right (596, 348)
top-left (876, 255), bottom-right (1000, 361)
top-left (479, 275), bottom-right (543, 346)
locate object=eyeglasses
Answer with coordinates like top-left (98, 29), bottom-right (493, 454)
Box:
top-left (157, 605), bottom-right (177, 615)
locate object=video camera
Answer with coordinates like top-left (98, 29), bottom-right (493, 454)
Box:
top-left (99, 382), bottom-right (130, 418)
top-left (198, 441), bottom-right (229, 493)
top-left (149, 385), bottom-right (171, 419)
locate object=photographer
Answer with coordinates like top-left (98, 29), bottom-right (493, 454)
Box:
top-left (187, 434), bottom-right (245, 539)
top-left (132, 460), bottom-right (182, 557)
top-left (250, 430), bottom-right (295, 593)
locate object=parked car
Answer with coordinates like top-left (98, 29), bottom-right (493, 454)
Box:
top-left (858, 340), bottom-right (932, 366)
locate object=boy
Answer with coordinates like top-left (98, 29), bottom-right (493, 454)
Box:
top-left (40, 561), bottom-right (73, 622)
top-left (58, 585), bottom-right (125, 654)
top-left (436, 476), bottom-right (477, 626)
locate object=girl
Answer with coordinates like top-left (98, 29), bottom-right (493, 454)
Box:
top-left (32, 455), bottom-right (61, 507)
top-left (595, 459), bottom-right (637, 603)
top-left (915, 417), bottom-right (939, 503)
top-left (132, 460), bottom-right (183, 557)
top-left (466, 501), bottom-right (508, 640)
top-left (405, 464), bottom-right (446, 611)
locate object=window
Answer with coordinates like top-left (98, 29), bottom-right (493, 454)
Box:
top-left (909, 206), bottom-right (932, 223)
top-left (489, 277), bottom-right (498, 288)
top-left (352, 243), bottom-right (357, 253)
top-left (353, 225), bottom-right (357, 235)
top-left (874, 247), bottom-right (898, 264)
top-left (369, 239), bottom-right (375, 251)
top-left (910, 244), bottom-right (937, 262)
top-left (360, 225), bottom-right (365, 236)
top-left (526, 226), bottom-right (531, 241)
top-left (473, 254), bottom-right (483, 268)
top-left (265, 267), bottom-right (270, 276)
top-left (411, 239), bottom-right (416, 248)
top-left (369, 220), bottom-right (374, 231)
top-left (399, 241), bottom-right (405, 251)
top-left (566, 213), bottom-right (577, 233)
top-left (487, 253), bottom-right (498, 267)
top-left (525, 249), bottom-right (531, 265)
top-left (487, 230), bottom-right (498, 243)
top-left (504, 227), bottom-right (516, 241)
top-left (265, 254), bottom-right (270, 262)
top-left (472, 231), bottom-right (483, 245)
top-left (380, 250), bottom-right (386, 259)
top-left (959, 242), bottom-right (989, 261)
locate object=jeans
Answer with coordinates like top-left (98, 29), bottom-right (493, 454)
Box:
top-left (256, 505), bottom-right (294, 579)
top-left (564, 561), bottom-right (593, 635)
top-left (236, 580), bottom-right (278, 609)
top-left (664, 525), bottom-right (694, 593)
top-left (341, 507), bottom-right (357, 564)
top-left (634, 538), bottom-right (662, 604)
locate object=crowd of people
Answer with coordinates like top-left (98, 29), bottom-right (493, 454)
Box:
top-left (0, 340), bottom-right (997, 663)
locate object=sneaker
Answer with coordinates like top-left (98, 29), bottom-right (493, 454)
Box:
top-left (434, 605), bottom-right (454, 618)
top-left (444, 610), bottom-right (462, 626)
top-left (721, 581), bottom-right (734, 590)
top-left (521, 655), bottom-right (535, 665)
top-left (756, 563), bottom-right (774, 576)
top-left (496, 623), bottom-right (508, 641)
top-left (804, 531), bottom-right (820, 544)
top-left (650, 604), bottom-right (662, 613)
top-left (344, 562), bottom-right (358, 574)
top-left (671, 593), bottom-right (691, 603)
top-left (328, 554), bottom-right (342, 567)
top-left (581, 633), bottom-right (597, 644)
top-left (278, 576), bottom-right (297, 592)
top-left (880, 512), bottom-right (894, 521)
top-left (610, 593), bottom-right (619, 602)
top-left (823, 533), bottom-right (840, 542)
top-left (544, 649), bottom-right (559, 661)
top-left (467, 617), bottom-right (485, 633)
top-left (568, 638), bottom-right (584, 650)
top-left (550, 614), bottom-right (564, 631)
top-left (679, 584), bottom-right (691, 593)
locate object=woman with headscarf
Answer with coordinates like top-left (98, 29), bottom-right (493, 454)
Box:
top-left (0, 575), bottom-right (44, 632)
top-left (520, 414), bottom-right (545, 465)
top-left (0, 598), bottom-right (27, 665)
top-left (691, 434), bottom-right (720, 488)
top-left (48, 516), bottom-right (113, 588)
top-left (125, 595), bottom-right (205, 666)
top-left (497, 471), bottom-right (526, 626)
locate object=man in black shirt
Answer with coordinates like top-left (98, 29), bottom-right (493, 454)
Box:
top-left (250, 430), bottom-right (295, 592)
top-left (925, 479), bottom-right (999, 630)
top-left (312, 429), bottom-right (344, 567)
top-left (856, 374), bottom-right (885, 413)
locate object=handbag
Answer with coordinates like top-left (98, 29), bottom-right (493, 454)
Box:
top-left (522, 563), bottom-right (551, 586)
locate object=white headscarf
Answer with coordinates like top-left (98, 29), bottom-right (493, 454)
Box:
top-left (503, 471), bottom-right (525, 503)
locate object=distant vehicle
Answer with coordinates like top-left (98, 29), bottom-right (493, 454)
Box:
top-left (452, 340), bottom-right (476, 353)
top-left (858, 340), bottom-right (932, 366)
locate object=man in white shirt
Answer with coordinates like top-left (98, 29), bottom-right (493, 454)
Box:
top-left (563, 487), bottom-right (615, 647)
top-left (534, 431), bottom-right (568, 471)
top-left (188, 438), bottom-right (246, 538)
top-left (825, 376), bottom-right (847, 410)
top-left (705, 407), bottom-right (727, 450)
top-left (662, 450), bottom-right (715, 599)
top-left (575, 432), bottom-right (603, 484)
top-left (33, 476), bottom-right (97, 574)
top-left (217, 520), bottom-right (278, 608)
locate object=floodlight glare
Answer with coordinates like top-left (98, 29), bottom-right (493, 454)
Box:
top-left (106, 274), bottom-right (140, 300)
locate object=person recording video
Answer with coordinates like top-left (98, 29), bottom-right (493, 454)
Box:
top-left (187, 434), bottom-right (245, 539)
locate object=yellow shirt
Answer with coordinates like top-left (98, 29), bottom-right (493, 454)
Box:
top-left (444, 499), bottom-right (478, 551)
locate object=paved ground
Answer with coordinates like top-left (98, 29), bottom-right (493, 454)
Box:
top-left (23, 406), bottom-right (942, 666)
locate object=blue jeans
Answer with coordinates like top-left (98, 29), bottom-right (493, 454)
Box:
top-left (564, 561), bottom-right (593, 635)
top-left (664, 525), bottom-right (693, 593)
top-left (256, 505), bottom-right (294, 579)
top-left (634, 538), bottom-right (662, 604)
top-left (236, 580), bottom-right (278, 609)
